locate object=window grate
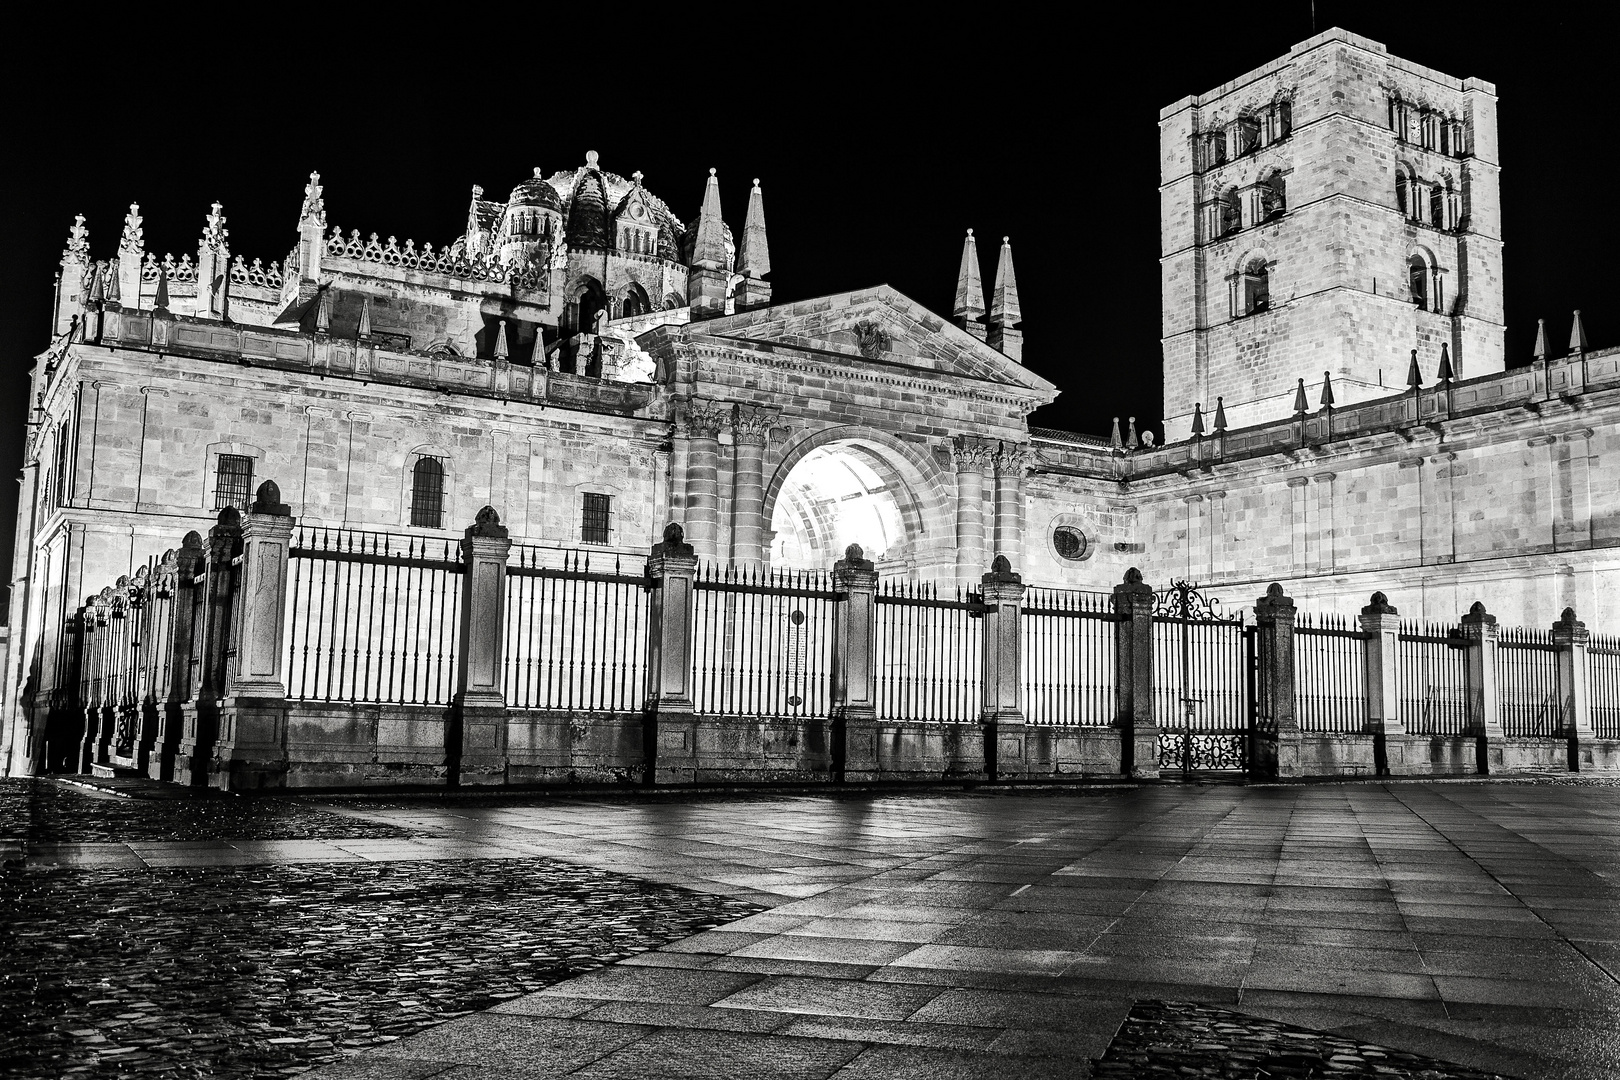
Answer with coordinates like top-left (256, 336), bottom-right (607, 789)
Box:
top-left (215, 454), bottom-right (254, 510)
top-left (581, 492), bottom-right (611, 545)
top-left (411, 457), bottom-right (445, 529)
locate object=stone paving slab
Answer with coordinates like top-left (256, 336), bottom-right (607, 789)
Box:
top-left (296, 782), bottom-right (1620, 1079)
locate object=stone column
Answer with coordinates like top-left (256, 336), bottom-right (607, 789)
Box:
top-left (729, 406), bottom-right (774, 569)
top-left (1112, 568), bottom-right (1157, 779)
top-left (1254, 582), bottom-right (1298, 780)
top-left (1359, 590), bottom-right (1406, 776)
top-left (1552, 607), bottom-right (1593, 772)
top-left (645, 523), bottom-right (698, 784)
top-left (952, 438), bottom-right (989, 590)
top-left (980, 556), bottom-right (1026, 779)
top-left (150, 536), bottom-right (203, 783)
top-left (453, 506), bottom-right (512, 786)
top-left (683, 400), bottom-right (726, 561)
top-left (831, 543), bottom-right (879, 782)
top-left (993, 444), bottom-right (1030, 571)
top-left (1460, 601), bottom-right (1502, 774)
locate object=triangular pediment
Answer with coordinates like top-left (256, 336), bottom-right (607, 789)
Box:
top-left (682, 285), bottom-right (1055, 400)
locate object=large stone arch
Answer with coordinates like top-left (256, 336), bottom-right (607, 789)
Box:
top-left (763, 425), bottom-right (955, 582)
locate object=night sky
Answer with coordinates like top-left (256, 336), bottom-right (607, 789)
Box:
top-left (2, 6), bottom-right (1611, 574)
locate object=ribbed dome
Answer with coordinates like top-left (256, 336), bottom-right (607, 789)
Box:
top-left (508, 169), bottom-right (563, 211)
top-left (566, 172), bottom-right (609, 248)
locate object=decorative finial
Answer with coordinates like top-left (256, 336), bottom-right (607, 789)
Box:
top-left (1532, 318), bottom-right (1548, 361)
top-left (120, 203), bottom-right (144, 254)
top-left (1569, 309), bottom-right (1589, 355)
top-left (991, 554), bottom-right (1012, 574)
top-left (1293, 378), bottom-right (1308, 415)
top-left (633, 170), bottom-right (644, 184)
top-left (1406, 348), bottom-right (1423, 389)
top-left (63, 214), bottom-right (90, 261)
top-left (586, 150), bottom-right (600, 168)
top-left (1320, 370), bottom-right (1335, 409)
top-left (202, 201), bottom-right (228, 252)
top-left (534, 166), bottom-right (544, 178)
top-left (752, 178), bottom-right (760, 189)
top-left (709, 167), bottom-right (717, 176)
top-left (300, 171), bottom-right (325, 225)
top-left (1213, 397), bottom-right (1228, 433)
top-left (1436, 342), bottom-right (1454, 382)
top-left (1191, 402), bottom-right (1206, 437)
top-left (967, 228), bottom-right (974, 237)
top-left (1126, 416), bottom-right (1139, 450)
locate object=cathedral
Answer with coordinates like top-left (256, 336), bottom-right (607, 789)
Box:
top-left (4, 28), bottom-right (1618, 778)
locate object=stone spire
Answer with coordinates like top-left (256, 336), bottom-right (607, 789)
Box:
top-left (1406, 349), bottom-right (1423, 389)
top-left (1190, 402), bottom-right (1206, 437)
top-left (1533, 318), bottom-right (1548, 361)
top-left (1212, 397), bottom-right (1228, 432)
top-left (116, 203), bottom-right (144, 307)
top-left (297, 172), bottom-right (327, 294)
top-left (1436, 343), bottom-right (1454, 382)
top-left (985, 236), bottom-right (1023, 361)
top-left (688, 168), bottom-right (729, 320)
top-left (198, 202), bottom-right (230, 319)
top-left (493, 317), bottom-right (509, 360)
top-left (1569, 309), bottom-right (1588, 355)
top-left (1319, 371), bottom-right (1336, 409)
top-left (734, 178), bottom-right (772, 312)
top-left (953, 229), bottom-right (986, 339)
top-left (357, 296), bottom-right (373, 339)
top-left (300, 171), bottom-right (326, 227)
top-left (56, 216), bottom-right (90, 335)
top-left (1293, 378), bottom-right (1308, 415)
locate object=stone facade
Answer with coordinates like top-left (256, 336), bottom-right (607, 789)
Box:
top-left (3, 29), bottom-right (1618, 781)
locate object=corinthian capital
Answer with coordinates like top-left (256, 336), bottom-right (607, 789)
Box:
top-left (995, 442), bottom-right (1033, 475)
top-left (685, 398), bottom-right (728, 438)
top-left (950, 435), bottom-right (992, 471)
top-left (731, 404), bottom-right (778, 446)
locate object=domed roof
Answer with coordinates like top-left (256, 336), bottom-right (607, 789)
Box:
top-left (508, 168), bottom-right (563, 211)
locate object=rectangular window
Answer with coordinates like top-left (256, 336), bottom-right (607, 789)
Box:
top-left (581, 492), bottom-right (612, 545)
top-left (214, 453), bottom-right (254, 510)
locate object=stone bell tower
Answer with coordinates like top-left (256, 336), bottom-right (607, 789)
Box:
top-left (1159, 28), bottom-right (1503, 439)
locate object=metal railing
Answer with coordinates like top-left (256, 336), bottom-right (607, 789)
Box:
top-left (1397, 621), bottom-right (1470, 735)
top-left (691, 563), bottom-right (833, 718)
top-left (1150, 614), bottom-right (1248, 733)
top-left (284, 528), bottom-right (463, 705)
top-left (1294, 613), bottom-right (1370, 732)
top-left (1496, 625), bottom-right (1562, 737)
top-left (1589, 633), bottom-right (1620, 740)
top-left (502, 546), bottom-right (648, 712)
top-left (873, 580), bottom-right (981, 722)
top-left (1019, 587), bottom-right (1115, 726)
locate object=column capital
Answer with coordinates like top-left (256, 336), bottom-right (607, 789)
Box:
top-left (994, 442), bottom-right (1032, 475)
top-left (731, 404), bottom-right (777, 446)
top-left (950, 436), bottom-right (993, 472)
top-left (683, 398), bottom-right (728, 439)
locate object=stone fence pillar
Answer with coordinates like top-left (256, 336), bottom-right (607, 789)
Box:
top-left (1254, 583), bottom-right (1297, 780)
top-left (211, 482), bottom-right (296, 789)
top-left (180, 508), bottom-right (241, 787)
top-left (831, 544), bottom-right (879, 782)
top-left (981, 555), bottom-right (1025, 779)
top-left (645, 523), bottom-right (698, 784)
top-left (150, 535), bottom-right (204, 783)
top-left (1460, 601), bottom-right (1502, 774)
top-left (1113, 568), bottom-right (1157, 779)
top-left (1553, 607), bottom-right (1594, 771)
top-left (453, 506), bottom-right (512, 786)
top-left (1359, 591), bottom-right (1405, 775)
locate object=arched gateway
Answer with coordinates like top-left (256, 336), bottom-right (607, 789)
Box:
top-left (649, 285), bottom-right (1056, 587)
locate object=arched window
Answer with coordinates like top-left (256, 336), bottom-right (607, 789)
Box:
top-left (1260, 172), bottom-right (1287, 221)
top-left (1408, 256), bottom-right (1429, 311)
top-left (1220, 189), bottom-right (1242, 236)
top-left (1241, 258), bottom-right (1270, 316)
top-left (411, 457), bottom-right (445, 528)
top-left (1395, 169), bottom-right (1410, 216)
top-left (1429, 186), bottom-right (1445, 231)
top-left (1276, 100), bottom-right (1291, 140)
top-left (1205, 132), bottom-right (1226, 169)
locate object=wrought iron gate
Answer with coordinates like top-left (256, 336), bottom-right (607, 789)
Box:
top-left (1152, 580), bottom-right (1254, 776)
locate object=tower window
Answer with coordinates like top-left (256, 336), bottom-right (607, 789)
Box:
top-left (1408, 256), bottom-right (1429, 310)
top-left (581, 493), bottom-right (612, 544)
top-left (1241, 260), bottom-right (1270, 316)
top-left (1260, 173), bottom-right (1287, 221)
top-left (410, 456), bottom-right (445, 529)
top-left (214, 454), bottom-right (253, 511)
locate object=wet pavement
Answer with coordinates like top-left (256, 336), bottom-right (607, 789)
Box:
top-left (3, 778), bottom-right (1619, 1078)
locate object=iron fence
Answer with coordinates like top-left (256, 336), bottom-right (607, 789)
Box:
top-left (1590, 633), bottom-right (1620, 740)
top-left (691, 563), bottom-right (833, 718)
top-left (873, 580), bottom-right (981, 722)
top-left (1397, 621), bottom-right (1471, 735)
top-left (1496, 626), bottom-right (1562, 737)
top-left (502, 546), bottom-right (649, 712)
top-left (1151, 607), bottom-right (1248, 733)
top-left (1294, 613), bottom-right (1370, 732)
top-left (284, 528), bottom-right (463, 705)
top-left (1019, 587), bottom-right (1115, 726)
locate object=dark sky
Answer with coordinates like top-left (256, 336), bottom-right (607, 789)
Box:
top-left (1, 5), bottom-right (1611, 571)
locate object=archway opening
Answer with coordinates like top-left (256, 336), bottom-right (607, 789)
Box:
top-left (769, 442), bottom-right (920, 573)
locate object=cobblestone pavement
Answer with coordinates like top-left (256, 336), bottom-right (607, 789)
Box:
top-left (1092, 1000), bottom-right (1513, 1078)
top-left (1, 857), bottom-right (759, 1078)
top-left (0, 778), bottom-right (415, 844)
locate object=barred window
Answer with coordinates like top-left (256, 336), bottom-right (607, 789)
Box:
top-left (411, 457), bottom-right (445, 529)
top-left (581, 492), bottom-right (611, 545)
top-left (214, 454), bottom-right (254, 510)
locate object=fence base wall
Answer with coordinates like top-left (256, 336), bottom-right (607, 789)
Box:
top-left (1576, 738), bottom-right (1620, 771)
top-left (869, 723), bottom-right (984, 781)
top-left (1492, 737), bottom-right (1585, 775)
top-left (506, 710), bottom-right (648, 786)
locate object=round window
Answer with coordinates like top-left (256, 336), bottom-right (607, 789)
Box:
top-left (1053, 526), bottom-right (1089, 562)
